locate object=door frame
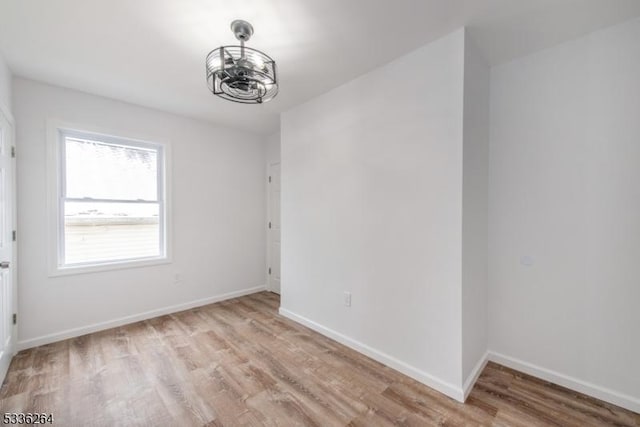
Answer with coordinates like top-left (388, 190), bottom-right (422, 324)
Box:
top-left (266, 161), bottom-right (280, 294)
top-left (0, 102), bottom-right (17, 383)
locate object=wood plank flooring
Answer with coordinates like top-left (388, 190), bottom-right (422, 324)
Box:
top-left (0, 292), bottom-right (638, 426)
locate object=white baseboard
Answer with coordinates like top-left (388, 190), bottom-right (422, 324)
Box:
top-left (279, 307), bottom-right (465, 402)
top-left (17, 285), bottom-right (266, 351)
top-left (463, 351), bottom-right (489, 400)
top-left (488, 351), bottom-right (640, 414)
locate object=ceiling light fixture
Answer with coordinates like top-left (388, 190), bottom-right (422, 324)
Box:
top-left (205, 20), bottom-right (278, 104)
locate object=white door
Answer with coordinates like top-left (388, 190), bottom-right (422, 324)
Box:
top-left (0, 109), bottom-right (15, 381)
top-left (268, 163), bottom-right (281, 294)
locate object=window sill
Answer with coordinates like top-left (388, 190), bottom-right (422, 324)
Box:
top-left (49, 256), bottom-right (171, 277)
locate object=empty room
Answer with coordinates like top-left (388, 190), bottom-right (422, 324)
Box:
top-left (0, 0), bottom-right (639, 425)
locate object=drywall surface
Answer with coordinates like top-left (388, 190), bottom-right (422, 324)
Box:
top-left (489, 17), bottom-right (640, 409)
top-left (461, 33), bottom-right (490, 390)
top-left (281, 29), bottom-right (466, 397)
top-left (14, 78), bottom-right (266, 346)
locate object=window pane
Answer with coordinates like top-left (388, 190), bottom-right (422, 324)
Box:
top-left (65, 137), bottom-right (158, 201)
top-left (64, 201), bottom-right (160, 265)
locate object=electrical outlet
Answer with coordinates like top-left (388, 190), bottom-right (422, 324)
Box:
top-left (174, 273), bottom-right (182, 285)
top-left (344, 292), bottom-right (352, 307)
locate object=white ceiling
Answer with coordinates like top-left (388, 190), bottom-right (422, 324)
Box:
top-left (1, 0), bottom-right (639, 135)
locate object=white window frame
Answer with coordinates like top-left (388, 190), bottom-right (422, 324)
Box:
top-left (47, 120), bottom-right (172, 276)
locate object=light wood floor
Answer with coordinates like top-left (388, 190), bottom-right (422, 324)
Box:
top-left (0, 292), bottom-right (638, 426)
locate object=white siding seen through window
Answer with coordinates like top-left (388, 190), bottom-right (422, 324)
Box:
top-left (54, 128), bottom-right (167, 271)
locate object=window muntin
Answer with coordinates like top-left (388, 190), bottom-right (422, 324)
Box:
top-left (57, 129), bottom-right (166, 269)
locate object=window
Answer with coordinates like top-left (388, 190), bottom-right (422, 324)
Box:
top-left (49, 125), bottom-right (169, 274)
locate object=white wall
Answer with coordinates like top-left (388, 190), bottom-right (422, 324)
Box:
top-left (489, 17), bottom-right (640, 411)
top-left (280, 29), bottom-right (468, 399)
top-left (14, 78), bottom-right (266, 348)
top-left (0, 53), bottom-right (11, 114)
top-left (461, 33), bottom-right (490, 391)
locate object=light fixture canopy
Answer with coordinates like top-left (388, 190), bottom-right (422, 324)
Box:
top-left (205, 20), bottom-right (278, 104)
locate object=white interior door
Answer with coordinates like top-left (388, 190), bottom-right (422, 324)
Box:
top-left (0, 109), bottom-right (15, 382)
top-left (268, 163), bottom-right (281, 294)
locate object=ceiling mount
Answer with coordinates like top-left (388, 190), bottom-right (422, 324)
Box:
top-left (231, 20), bottom-right (254, 42)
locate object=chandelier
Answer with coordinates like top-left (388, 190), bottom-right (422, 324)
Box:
top-left (205, 20), bottom-right (278, 104)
